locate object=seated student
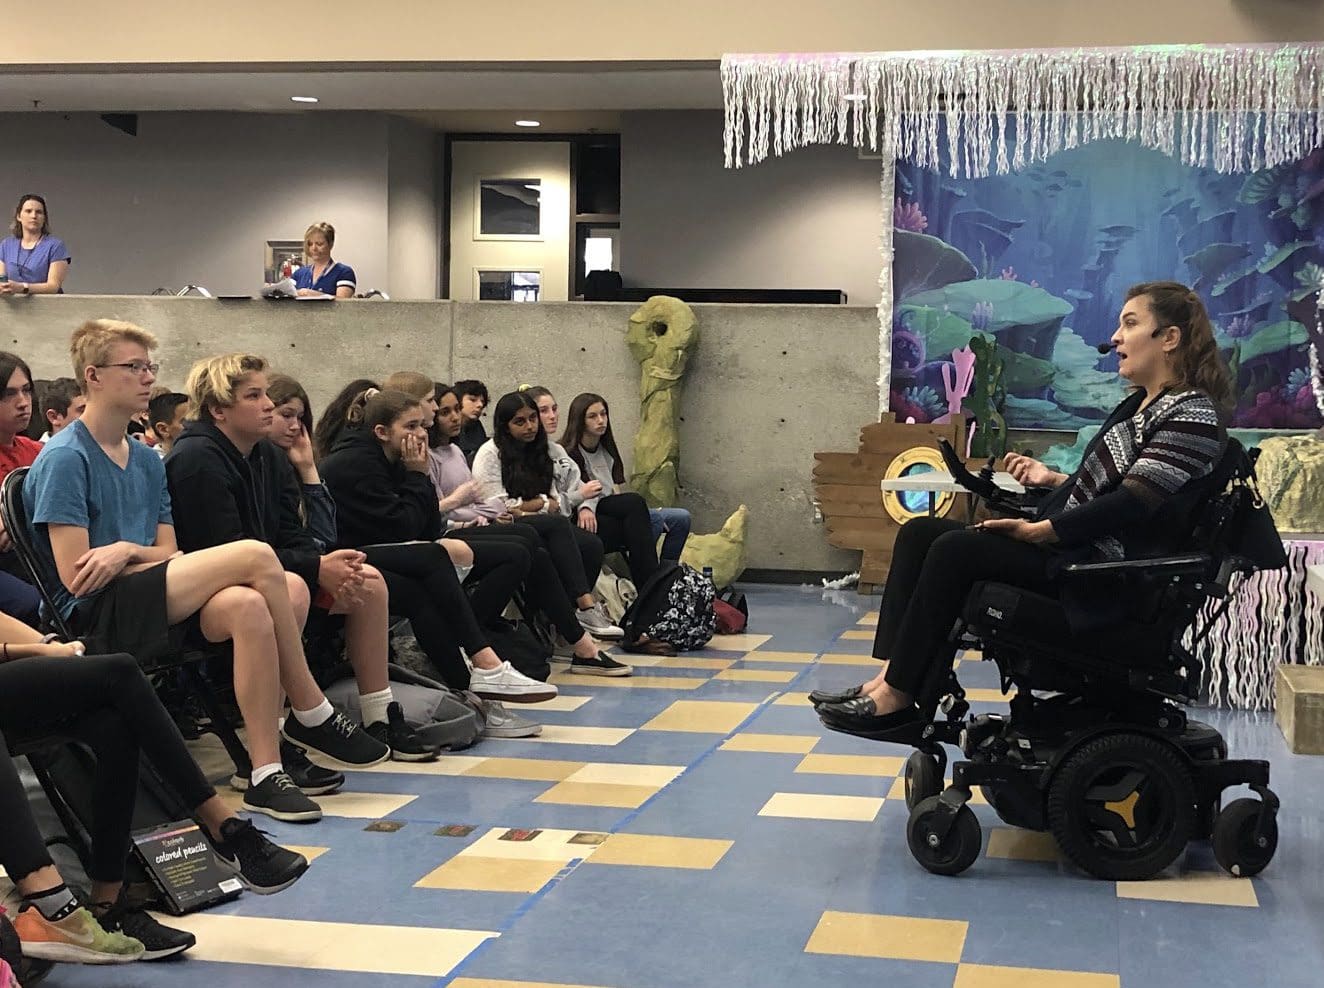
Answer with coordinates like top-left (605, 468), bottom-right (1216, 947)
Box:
top-left (530, 386), bottom-right (660, 584)
top-left (472, 391), bottom-right (625, 641)
top-left (316, 386), bottom-right (557, 701)
top-left (292, 221), bottom-right (355, 299)
top-left (165, 355), bottom-right (439, 762)
top-left (36, 377), bottom-right (86, 443)
top-left (0, 194), bottom-right (70, 296)
top-left (148, 390), bottom-right (188, 458)
top-left (382, 373), bottom-right (628, 676)
top-left (0, 352), bottom-right (42, 622)
top-left (0, 612), bottom-right (308, 964)
top-left (453, 379), bottom-right (489, 466)
top-left (23, 319), bottom-right (389, 826)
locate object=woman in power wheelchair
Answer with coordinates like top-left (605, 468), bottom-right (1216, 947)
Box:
top-left (813, 281), bottom-right (1282, 881)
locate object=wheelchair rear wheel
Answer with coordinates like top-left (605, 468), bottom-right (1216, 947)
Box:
top-left (1046, 732), bottom-right (1196, 881)
top-left (1211, 798), bottom-right (1278, 878)
top-left (904, 751), bottom-right (943, 810)
top-left (907, 794), bottom-right (982, 876)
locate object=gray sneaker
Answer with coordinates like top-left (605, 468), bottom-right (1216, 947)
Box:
top-left (480, 699), bottom-right (544, 738)
top-left (577, 602), bottom-right (623, 639)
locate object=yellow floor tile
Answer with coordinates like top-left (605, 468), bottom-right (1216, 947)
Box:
top-left (706, 633), bottom-right (772, 651)
top-left (985, 829), bottom-right (1060, 862)
top-left (838, 629), bottom-right (876, 641)
top-left (759, 792), bottom-right (884, 822)
top-left (712, 668), bottom-right (798, 683)
top-left (565, 762), bottom-right (685, 787)
top-left (221, 789), bottom-right (418, 820)
top-left (588, 833), bottom-right (734, 870)
top-left (461, 828), bottom-right (604, 862)
top-left (534, 781), bottom-right (661, 808)
top-left (159, 913), bottom-right (495, 975)
top-left (548, 672), bottom-right (708, 690)
top-left (819, 652), bottom-right (881, 666)
top-left (642, 700), bottom-right (761, 733)
top-left (650, 656), bottom-right (736, 670)
top-left (525, 695), bottom-right (593, 712)
top-left (772, 692), bottom-right (812, 706)
top-left (884, 776), bottom-right (987, 804)
top-left (741, 651), bottom-right (817, 664)
top-left (954, 964), bottom-right (1119, 988)
top-left (1116, 873), bottom-right (1259, 907)
top-left (962, 649), bottom-right (983, 661)
top-left (461, 757), bottom-right (586, 782)
top-left (964, 688), bottom-right (1016, 703)
top-left (857, 611), bottom-right (880, 626)
top-left (794, 753), bottom-right (905, 776)
top-left (284, 845), bottom-right (331, 864)
top-left (721, 733), bottom-right (821, 754)
top-left (490, 725), bottom-right (636, 746)
top-left (805, 910), bottom-right (967, 963)
top-left (340, 754), bottom-right (488, 776)
top-left (416, 855), bottom-right (564, 893)
top-left (453, 980), bottom-right (615, 988)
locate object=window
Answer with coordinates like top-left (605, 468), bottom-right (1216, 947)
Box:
top-left (477, 179), bottom-right (541, 238)
top-left (476, 269), bottom-right (541, 302)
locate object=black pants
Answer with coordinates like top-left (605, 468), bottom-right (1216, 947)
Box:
top-left (0, 654), bottom-right (216, 885)
top-left (592, 493), bottom-right (660, 585)
top-left (362, 542), bottom-right (490, 691)
top-left (876, 517), bottom-right (1057, 698)
top-left (516, 513), bottom-right (603, 601)
top-left (452, 525), bottom-right (587, 643)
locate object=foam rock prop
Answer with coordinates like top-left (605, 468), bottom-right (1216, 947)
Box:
top-left (680, 505), bottom-right (749, 590)
top-left (1254, 434), bottom-right (1324, 533)
top-left (626, 296), bottom-right (699, 509)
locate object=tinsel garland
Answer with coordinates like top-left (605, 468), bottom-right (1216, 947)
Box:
top-left (1313, 290), bottom-right (1324, 421)
top-left (722, 44), bottom-right (1324, 175)
top-left (877, 140), bottom-right (896, 417)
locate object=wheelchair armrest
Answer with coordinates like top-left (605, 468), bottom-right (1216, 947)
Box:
top-left (1060, 552), bottom-right (1212, 578)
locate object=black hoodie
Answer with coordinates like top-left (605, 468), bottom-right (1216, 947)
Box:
top-left (319, 427), bottom-right (441, 549)
top-left (165, 420), bottom-right (322, 592)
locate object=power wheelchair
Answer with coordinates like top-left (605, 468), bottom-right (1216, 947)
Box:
top-left (822, 438), bottom-right (1283, 882)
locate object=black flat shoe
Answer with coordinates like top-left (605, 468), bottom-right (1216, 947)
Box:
top-left (809, 685), bottom-right (863, 706)
top-left (818, 700), bottom-right (922, 742)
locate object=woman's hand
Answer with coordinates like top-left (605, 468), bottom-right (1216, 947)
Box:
top-left (975, 518), bottom-right (1059, 544)
top-left (1003, 453), bottom-right (1064, 488)
top-left (546, 495), bottom-right (560, 515)
top-left (401, 434), bottom-right (429, 473)
top-left (578, 507), bottom-right (598, 533)
top-left (580, 480), bottom-right (603, 499)
top-left (286, 425), bottom-right (319, 482)
top-left (295, 288), bottom-right (325, 298)
top-left (319, 550), bottom-right (366, 606)
top-left (44, 640), bottom-right (86, 657)
top-left (440, 479), bottom-right (482, 512)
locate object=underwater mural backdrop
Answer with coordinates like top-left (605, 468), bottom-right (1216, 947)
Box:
top-left (889, 125), bottom-right (1324, 436)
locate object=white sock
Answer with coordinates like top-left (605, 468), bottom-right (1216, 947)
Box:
top-left (359, 687), bottom-right (393, 727)
top-left (251, 762), bottom-right (283, 787)
top-left (291, 698), bottom-right (334, 728)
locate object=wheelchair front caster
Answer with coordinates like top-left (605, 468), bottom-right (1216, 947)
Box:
top-left (905, 751), bottom-right (944, 810)
top-left (1212, 798), bottom-right (1278, 877)
top-left (906, 794), bottom-right (982, 876)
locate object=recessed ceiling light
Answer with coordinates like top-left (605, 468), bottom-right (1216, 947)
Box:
top-left (291, 96), bottom-right (319, 104)
top-left (843, 93), bottom-right (867, 102)
top-left (515, 119), bottom-right (541, 128)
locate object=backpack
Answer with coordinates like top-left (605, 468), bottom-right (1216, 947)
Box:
top-left (714, 588), bottom-right (748, 634)
top-left (485, 618), bottom-right (552, 681)
top-left (324, 664), bottom-right (484, 750)
top-left (621, 561), bottom-right (716, 652)
top-left (594, 568), bottom-right (638, 623)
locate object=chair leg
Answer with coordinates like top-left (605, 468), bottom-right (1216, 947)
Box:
top-left (179, 665), bottom-right (252, 778)
top-left (25, 750), bottom-right (96, 875)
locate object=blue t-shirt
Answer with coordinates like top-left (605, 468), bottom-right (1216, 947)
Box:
top-left (24, 419), bottom-right (174, 619)
top-left (293, 261), bottom-right (355, 296)
top-left (0, 235), bottom-right (71, 290)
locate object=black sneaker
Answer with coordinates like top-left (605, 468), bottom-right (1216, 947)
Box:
top-left (365, 702), bottom-right (441, 762)
top-left (230, 741), bottom-right (346, 796)
top-left (242, 770), bottom-right (323, 823)
top-left (569, 652), bottom-right (633, 677)
top-left (210, 818), bottom-right (309, 895)
top-left (282, 711), bottom-right (390, 768)
top-left (93, 902), bottom-right (194, 961)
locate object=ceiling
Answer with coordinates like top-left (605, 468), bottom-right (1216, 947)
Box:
top-left (0, 65), bottom-right (724, 125)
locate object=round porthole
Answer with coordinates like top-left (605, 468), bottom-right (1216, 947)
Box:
top-left (881, 446), bottom-right (956, 525)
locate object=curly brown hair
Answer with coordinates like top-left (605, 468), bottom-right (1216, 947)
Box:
top-left (1124, 281), bottom-right (1234, 416)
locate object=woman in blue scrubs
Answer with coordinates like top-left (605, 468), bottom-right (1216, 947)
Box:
top-left (293, 221), bottom-right (356, 299)
top-left (0, 195), bottom-right (70, 296)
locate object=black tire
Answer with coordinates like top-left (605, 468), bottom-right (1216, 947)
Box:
top-left (906, 794), bottom-right (982, 876)
top-left (1046, 732), bottom-right (1196, 881)
top-left (905, 751), bottom-right (943, 810)
top-left (1212, 798), bottom-right (1278, 878)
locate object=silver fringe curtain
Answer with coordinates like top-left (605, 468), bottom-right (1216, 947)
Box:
top-left (722, 44), bottom-right (1324, 176)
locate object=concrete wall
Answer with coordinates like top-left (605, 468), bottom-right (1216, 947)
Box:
top-left (5, 296), bottom-right (878, 574)
top-left (620, 111), bottom-right (884, 306)
top-left (0, 111), bottom-right (441, 297)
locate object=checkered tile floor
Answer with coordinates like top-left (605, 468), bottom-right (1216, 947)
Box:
top-left (27, 585), bottom-right (1324, 987)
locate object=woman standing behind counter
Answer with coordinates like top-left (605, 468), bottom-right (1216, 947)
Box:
top-left (0, 195), bottom-right (71, 296)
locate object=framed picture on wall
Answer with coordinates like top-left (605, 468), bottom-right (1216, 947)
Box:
top-left (475, 268), bottom-right (542, 302)
top-left (474, 179), bottom-right (543, 241)
top-left (264, 240), bottom-right (305, 283)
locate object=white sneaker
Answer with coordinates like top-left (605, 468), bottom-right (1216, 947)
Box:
top-left (469, 661), bottom-right (558, 703)
top-left (578, 603), bottom-right (624, 639)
